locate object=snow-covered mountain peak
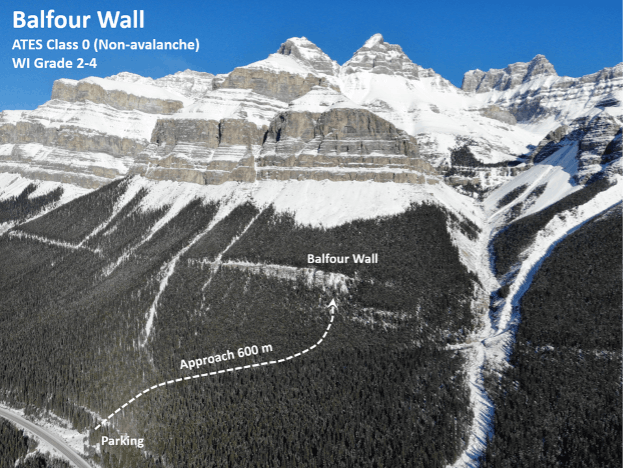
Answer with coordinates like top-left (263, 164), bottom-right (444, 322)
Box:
top-left (524, 54), bottom-right (557, 82)
top-left (362, 33), bottom-right (384, 48)
top-left (341, 34), bottom-right (422, 80)
top-left (276, 36), bottom-right (340, 77)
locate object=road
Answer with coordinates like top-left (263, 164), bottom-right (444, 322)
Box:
top-left (0, 407), bottom-right (91, 468)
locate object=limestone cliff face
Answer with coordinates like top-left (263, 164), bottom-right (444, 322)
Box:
top-left (463, 60), bottom-right (622, 126)
top-left (0, 120), bottom-right (147, 157)
top-left (530, 114), bottom-right (622, 183)
top-left (0, 144), bottom-right (128, 189)
top-left (129, 117), bottom-right (263, 185)
top-left (3, 36), bottom-right (617, 192)
top-left (257, 107), bottom-right (437, 183)
top-left (602, 128), bottom-right (622, 165)
top-left (150, 119), bottom-right (220, 148)
top-left (573, 114), bottom-right (622, 183)
top-left (129, 143), bottom-right (256, 185)
top-left (0, 97), bottom-right (156, 188)
top-left (52, 79), bottom-right (185, 114)
top-left (530, 125), bottom-right (571, 163)
top-left (215, 67), bottom-right (336, 103)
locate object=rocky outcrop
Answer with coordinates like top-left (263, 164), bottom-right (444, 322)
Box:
top-left (0, 144), bottom-right (128, 188)
top-left (151, 119), bottom-right (220, 148)
top-left (257, 106), bottom-right (437, 183)
top-left (602, 128), bottom-right (622, 165)
top-left (574, 115), bottom-right (622, 183)
top-left (131, 143), bottom-right (256, 185)
top-left (150, 116), bottom-right (265, 149)
top-left (129, 117), bottom-right (264, 185)
top-left (531, 125), bottom-right (571, 163)
top-left (478, 106), bottom-right (517, 125)
top-left (530, 114), bottom-right (622, 183)
top-left (52, 78), bottom-right (185, 114)
top-left (1, 35), bottom-right (619, 193)
top-left (462, 55), bottom-right (557, 93)
top-left (464, 61), bottom-right (622, 126)
top-left (215, 67), bottom-right (336, 102)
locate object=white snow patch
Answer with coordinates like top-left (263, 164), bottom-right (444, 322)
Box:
top-left (485, 142), bottom-right (581, 223)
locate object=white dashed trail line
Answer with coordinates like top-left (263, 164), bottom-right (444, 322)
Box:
top-left (94, 300), bottom-right (336, 431)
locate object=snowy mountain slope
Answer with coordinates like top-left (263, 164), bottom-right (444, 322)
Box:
top-left (173, 88), bottom-right (287, 128)
top-left (485, 113), bottom-right (622, 223)
top-left (277, 37), bottom-right (340, 77)
top-left (0, 172), bottom-right (90, 234)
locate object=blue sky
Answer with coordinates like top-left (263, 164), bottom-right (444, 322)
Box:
top-left (1, 0), bottom-right (622, 109)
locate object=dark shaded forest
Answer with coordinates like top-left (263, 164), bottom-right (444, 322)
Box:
top-left (0, 177), bottom-right (478, 467)
top-left (481, 205), bottom-right (622, 468)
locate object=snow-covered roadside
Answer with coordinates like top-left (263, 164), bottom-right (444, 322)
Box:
top-left (0, 403), bottom-right (96, 466)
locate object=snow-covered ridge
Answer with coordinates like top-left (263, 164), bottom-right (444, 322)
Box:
top-left (56, 76), bottom-right (191, 105)
top-left (468, 60), bottom-right (622, 135)
top-left (276, 37), bottom-right (340, 77)
top-left (106, 69), bottom-right (215, 99)
top-left (462, 54), bottom-right (558, 94)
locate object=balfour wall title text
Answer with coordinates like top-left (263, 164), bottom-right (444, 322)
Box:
top-left (14, 10), bottom-right (145, 29)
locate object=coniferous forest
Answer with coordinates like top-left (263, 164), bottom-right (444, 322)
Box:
top-left (481, 205), bottom-right (622, 468)
top-left (0, 177), bottom-right (477, 467)
top-left (1, 175), bottom-right (620, 467)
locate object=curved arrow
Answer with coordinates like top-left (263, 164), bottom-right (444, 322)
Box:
top-left (94, 299), bottom-right (337, 430)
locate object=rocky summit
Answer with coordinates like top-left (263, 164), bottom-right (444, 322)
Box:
top-left (0, 34), bottom-right (621, 190)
